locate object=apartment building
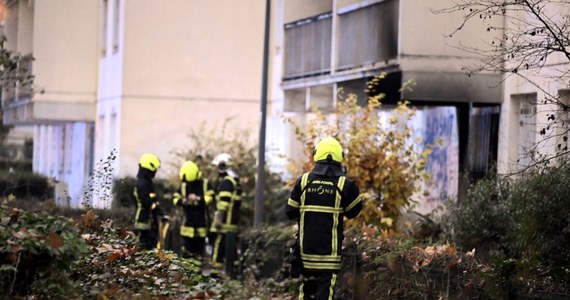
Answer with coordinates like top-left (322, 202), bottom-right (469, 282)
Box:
top-left (497, 1), bottom-right (570, 175)
top-left (1, 0), bottom-right (272, 207)
top-left (274, 0), bottom-right (504, 211)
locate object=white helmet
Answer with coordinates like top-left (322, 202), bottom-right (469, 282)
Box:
top-left (212, 153), bottom-right (233, 172)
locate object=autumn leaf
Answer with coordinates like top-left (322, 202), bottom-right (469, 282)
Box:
top-left (47, 231), bottom-right (64, 249)
top-left (444, 243), bottom-right (457, 256)
top-left (107, 251), bottom-right (122, 263)
top-left (12, 228), bottom-right (31, 239)
top-left (420, 258), bottom-right (432, 268)
top-left (96, 243), bottom-right (114, 253)
top-left (9, 207), bottom-right (21, 224)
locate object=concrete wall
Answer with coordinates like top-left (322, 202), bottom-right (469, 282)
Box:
top-left (112, 1), bottom-right (267, 178)
top-left (284, 0), bottom-right (331, 23)
top-left (399, 0), bottom-right (503, 73)
top-left (32, 0), bottom-right (99, 105)
top-left (497, 2), bottom-right (570, 174)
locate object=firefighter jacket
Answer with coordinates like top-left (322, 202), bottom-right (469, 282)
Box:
top-left (133, 168), bottom-right (160, 230)
top-left (172, 179), bottom-right (214, 238)
top-left (286, 162), bottom-right (362, 271)
top-left (211, 174), bottom-right (242, 233)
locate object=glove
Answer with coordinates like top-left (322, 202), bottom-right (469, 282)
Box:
top-left (186, 193), bottom-right (200, 206)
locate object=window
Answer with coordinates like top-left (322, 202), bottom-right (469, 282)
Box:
top-left (101, 0), bottom-right (108, 55)
top-left (517, 94), bottom-right (537, 169)
top-left (555, 90), bottom-right (570, 153)
top-left (112, 0), bottom-right (120, 52)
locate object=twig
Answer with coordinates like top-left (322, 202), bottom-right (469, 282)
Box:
top-left (9, 251), bottom-right (21, 295)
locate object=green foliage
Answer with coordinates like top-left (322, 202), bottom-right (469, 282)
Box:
top-left (508, 164), bottom-right (570, 277)
top-left (345, 230), bottom-right (490, 299)
top-left (444, 163), bottom-right (570, 295)
top-left (111, 176), bottom-right (174, 211)
top-left (170, 120), bottom-right (290, 226)
top-left (0, 170), bottom-right (54, 201)
top-left (285, 75), bottom-right (433, 234)
top-left (69, 211), bottom-right (219, 299)
top-left (0, 204), bottom-right (87, 298)
top-left (443, 174), bottom-right (512, 260)
top-left (239, 224), bottom-right (298, 298)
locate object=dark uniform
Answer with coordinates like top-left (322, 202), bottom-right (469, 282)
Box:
top-left (134, 167), bottom-right (162, 250)
top-left (173, 178), bottom-right (214, 264)
top-left (287, 161), bottom-right (362, 300)
top-left (210, 173), bottom-right (242, 275)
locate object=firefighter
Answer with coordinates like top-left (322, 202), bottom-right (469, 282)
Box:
top-left (286, 137), bottom-right (363, 300)
top-left (210, 153), bottom-right (242, 277)
top-left (172, 160), bottom-right (214, 266)
top-left (133, 153), bottom-right (164, 250)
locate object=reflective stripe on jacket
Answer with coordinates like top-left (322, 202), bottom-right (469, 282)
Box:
top-left (173, 179), bottom-right (214, 238)
top-left (211, 175), bottom-right (242, 233)
top-left (286, 171), bottom-right (362, 271)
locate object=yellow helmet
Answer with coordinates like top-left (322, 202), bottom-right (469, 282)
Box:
top-left (139, 153), bottom-right (161, 172)
top-left (179, 160), bottom-right (202, 182)
top-left (313, 137), bottom-right (343, 163)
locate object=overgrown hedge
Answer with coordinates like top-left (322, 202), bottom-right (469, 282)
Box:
top-left (444, 164), bottom-right (570, 297)
top-left (0, 171), bottom-right (53, 200)
top-left (0, 202), bottom-right (87, 298)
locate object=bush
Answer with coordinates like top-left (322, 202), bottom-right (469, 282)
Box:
top-left (170, 120), bottom-right (290, 227)
top-left (0, 171), bottom-right (53, 201)
top-left (285, 75), bottom-right (434, 234)
top-left (0, 202), bottom-right (87, 298)
top-left (444, 164), bottom-right (570, 296)
top-left (443, 174), bottom-right (513, 261)
top-left (509, 164), bottom-right (570, 278)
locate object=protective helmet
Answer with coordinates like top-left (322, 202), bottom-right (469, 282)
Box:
top-left (139, 153), bottom-right (161, 172)
top-left (179, 160), bottom-right (202, 182)
top-left (313, 137), bottom-right (343, 163)
top-left (212, 153), bottom-right (233, 172)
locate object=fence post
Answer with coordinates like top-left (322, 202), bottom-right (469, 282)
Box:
top-left (225, 231), bottom-right (237, 278)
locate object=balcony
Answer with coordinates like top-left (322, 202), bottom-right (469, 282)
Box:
top-left (1, 54), bottom-right (95, 125)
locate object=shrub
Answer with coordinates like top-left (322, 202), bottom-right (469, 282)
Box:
top-left (509, 164), bottom-right (570, 279)
top-left (444, 164), bottom-right (570, 296)
top-left (170, 120), bottom-right (290, 227)
top-left (343, 230), bottom-right (490, 299)
top-left (285, 75), bottom-right (433, 234)
top-left (0, 201), bottom-right (87, 298)
top-left (0, 170), bottom-right (53, 200)
top-left (443, 174), bottom-right (513, 261)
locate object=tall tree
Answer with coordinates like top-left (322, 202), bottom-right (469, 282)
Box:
top-left (434, 0), bottom-right (570, 171)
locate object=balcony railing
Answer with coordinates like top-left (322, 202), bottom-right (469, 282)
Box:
top-left (284, 12), bottom-right (332, 80)
top-left (283, 0), bottom-right (399, 80)
top-left (337, 0), bottom-right (399, 71)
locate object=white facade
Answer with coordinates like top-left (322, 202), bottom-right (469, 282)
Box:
top-left (496, 2), bottom-right (570, 175)
top-left (2, 0), bottom-right (278, 207)
top-left (3, 0), bottom-right (566, 208)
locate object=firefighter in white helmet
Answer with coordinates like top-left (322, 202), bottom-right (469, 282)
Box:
top-left (210, 153), bottom-right (242, 277)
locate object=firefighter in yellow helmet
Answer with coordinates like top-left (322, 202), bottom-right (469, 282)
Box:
top-left (286, 137), bottom-right (362, 300)
top-left (210, 153), bottom-right (242, 277)
top-left (172, 161), bottom-right (214, 266)
top-left (133, 153), bottom-right (163, 250)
